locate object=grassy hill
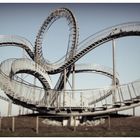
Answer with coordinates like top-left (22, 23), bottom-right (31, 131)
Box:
top-left (0, 114), bottom-right (140, 137)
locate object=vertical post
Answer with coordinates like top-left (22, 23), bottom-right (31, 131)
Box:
top-left (8, 101), bottom-right (12, 116)
top-left (26, 109), bottom-right (29, 115)
top-left (73, 116), bottom-right (76, 132)
top-left (108, 116), bottom-right (111, 130)
top-left (33, 77), bottom-right (36, 112)
top-left (80, 92), bottom-right (83, 107)
top-left (36, 116), bottom-right (39, 134)
top-left (112, 39), bottom-right (117, 104)
top-left (32, 41), bottom-right (39, 107)
top-left (69, 91), bottom-right (71, 111)
top-left (57, 93), bottom-right (59, 108)
top-left (127, 85), bottom-right (133, 100)
top-left (19, 106), bottom-right (22, 116)
top-left (19, 48), bottom-right (25, 115)
top-left (59, 91), bottom-right (61, 107)
top-left (72, 65), bottom-right (75, 99)
top-left (133, 107), bottom-right (135, 116)
top-left (12, 117), bottom-right (15, 132)
top-left (22, 107), bottom-right (24, 115)
top-left (63, 69), bottom-right (66, 107)
top-left (33, 46), bottom-right (38, 111)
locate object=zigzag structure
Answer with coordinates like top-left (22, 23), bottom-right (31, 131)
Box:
top-left (0, 7), bottom-right (140, 117)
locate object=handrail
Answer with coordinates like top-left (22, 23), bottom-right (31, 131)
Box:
top-left (42, 22), bottom-right (140, 73)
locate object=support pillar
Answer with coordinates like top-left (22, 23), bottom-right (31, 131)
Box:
top-left (63, 69), bottom-right (66, 107)
top-left (133, 107), bottom-right (135, 116)
top-left (12, 117), bottom-right (15, 132)
top-left (33, 77), bottom-right (36, 101)
top-left (73, 116), bottom-right (76, 132)
top-left (8, 101), bottom-right (12, 116)
top-left (36, 116), bottom-right (39, 134)
top-left (19, 106), bottom-right (22, 115)
top-left (72, 65), bottom-right (75, 99)
top-left (33, 46), bottom-right (38, 111)
top-left (68, 116), bottom-right (79, 127)
top-left (59, 91), bottom-right (61, 107)
top-left (112, 39), bottom-right (117, 104)
top-left (22, 107), bottom-right (24, 115)
top-left (108, 116), bottom-right (111, 130)
top-left (80, 92), bottom-right (83, 107)
top-left (19, 48), bottom-right (25, 114)
top-left (33, 77), bottom-right (36, 113)
top-left (56, 93), bottom-right (59, 108)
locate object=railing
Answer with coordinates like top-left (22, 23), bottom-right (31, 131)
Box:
top-left (0, 35), bottom-right (34, 60)
top-left (0, 35), bottom-right (33, 50)
top-left (35, 7), bottom-right (78, 69)
top-left (75, 63), bottom-right (119, 79)
top-left (11, 58), bottom-right (52, 89)
top-left (1, 60), bottom-right (140, 110)
top-left (48, 80), bottom-right (140, 108)
top-left (42, 22), bottom-right (140, 72)
top-left (0, 94), bottom-right (10, 102)
top-left (0, 58), bottom-right (140, 110)
top-left (0, 59), bottom-right (45, 105)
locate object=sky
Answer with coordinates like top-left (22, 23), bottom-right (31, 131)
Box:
top-left (0, 3), bottom-right (140, 116)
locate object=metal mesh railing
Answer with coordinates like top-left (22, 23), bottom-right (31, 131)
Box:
top-left (43, 22), bottom-right (140, 73)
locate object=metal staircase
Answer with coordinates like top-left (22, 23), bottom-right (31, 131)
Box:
top-left (0, 7), bottom-right (140, 116)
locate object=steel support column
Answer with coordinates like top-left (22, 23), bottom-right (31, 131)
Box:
top-left (72, 65), bottom-right (75, 99)
top-left (133, 107), bottom-right (135, 116)
top-left (63, 69), bottom-right (66, 107)
top-left (12, 117), bottom-right (15, 132)
top-left (112, 39), bottom-right (117, 103)
top-left (8, 101), bottom-right (12, 116)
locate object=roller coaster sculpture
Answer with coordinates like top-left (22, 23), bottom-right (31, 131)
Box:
top-left (0, 8), bottom-right (140, 116)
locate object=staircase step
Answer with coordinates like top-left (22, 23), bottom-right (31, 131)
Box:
top-left (132, 98), bottom-right (140, 103)
top-left (113, 102), bottom-right (122, 108)
top-left (94, 106), bottom-right (107, 111)
top-left (124, 100), bottom-right (133, 106)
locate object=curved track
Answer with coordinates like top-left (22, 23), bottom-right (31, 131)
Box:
top-left (0, 58), bottom-right (118, 107)
top-left (0, 7), bottom-right (140, 117)
top-left (74, 64), bottom-right (119, 85)
top-left (35, 7), bottom-right (79, 66)
top-left (0, 35), bottom-right (34, 60)
top-left (11, 58), bottom-right (52, 90)
top-left (35, 8), bottom-right (79, 92)
top-left (45, 22), bottom-right (140, 74)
